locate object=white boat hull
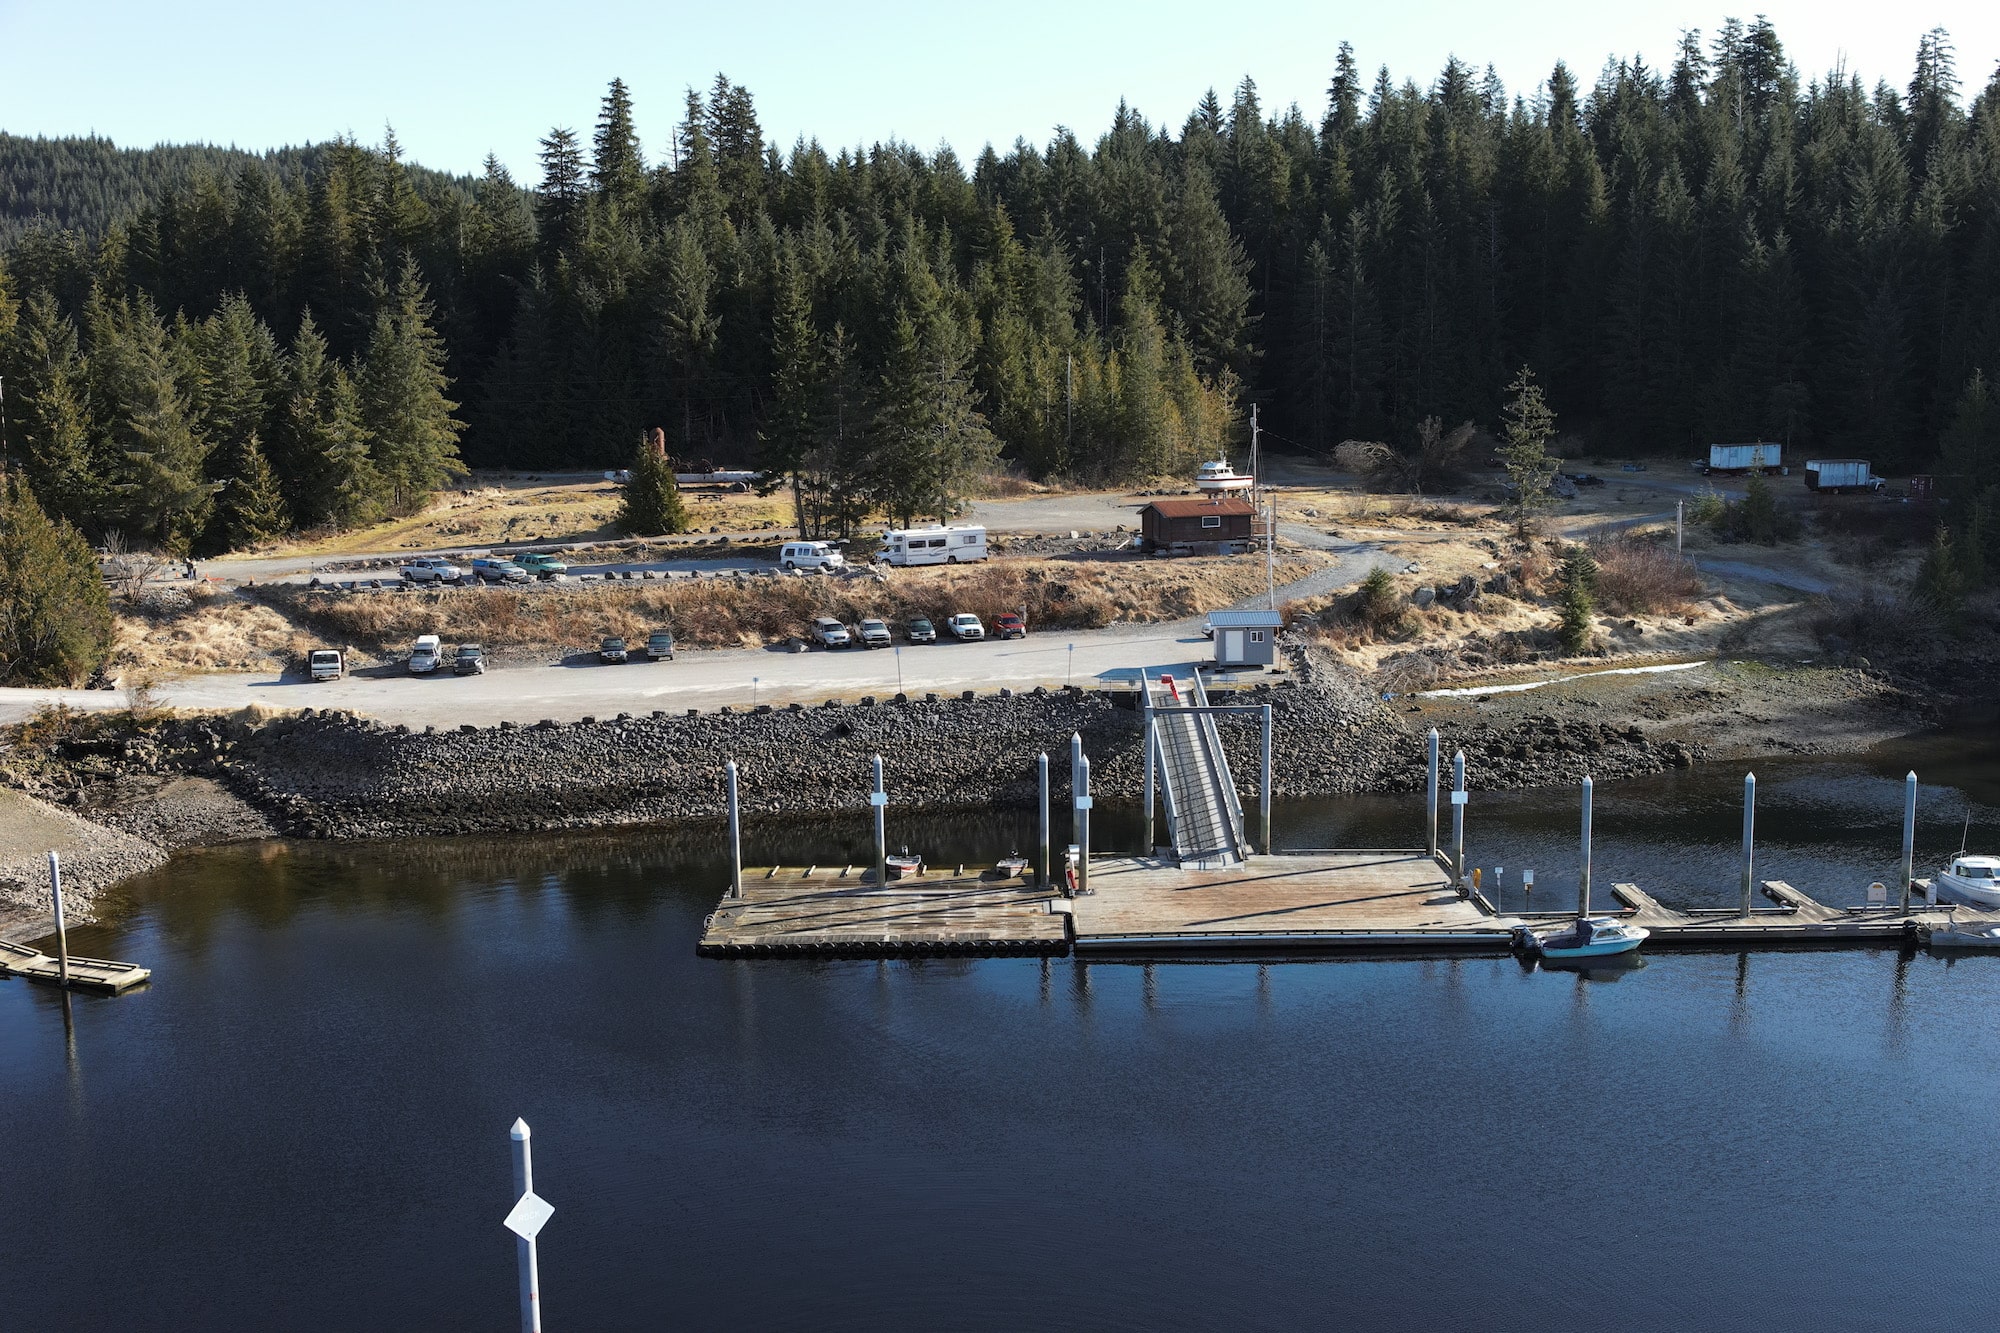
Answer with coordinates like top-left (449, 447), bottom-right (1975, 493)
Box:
top-left (1195, 478), bottom-right (1254, 493)
top-left (1537, 925), bottom-right (1650, 959)
top-left (1934, 873), bottom-right (2000, 909)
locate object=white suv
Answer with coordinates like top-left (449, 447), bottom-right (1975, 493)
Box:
top-left (780, 541), bottom-right (845, 572)
top-left (947, 613), bottom-right (985, 641)
top-left (399, 556), bottom-right (464, 585)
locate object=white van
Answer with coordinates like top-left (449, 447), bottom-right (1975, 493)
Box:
top-left (779, 541), bottom-right (846, 571)
top-left (876, 525), bottom-right (989, 566)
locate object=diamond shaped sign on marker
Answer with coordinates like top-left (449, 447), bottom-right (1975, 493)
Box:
top-left (504, 1191), bottom-right (555, 1241)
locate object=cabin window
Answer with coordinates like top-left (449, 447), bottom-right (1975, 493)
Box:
top-left (1202, 515), bottom-right (1222, 529)
top-left (959, 534), bottom-right (977, 544)
top-left (928, 538), bottom-right (947, 548)
top-left (1249, 630), bottom-right (1265, 643)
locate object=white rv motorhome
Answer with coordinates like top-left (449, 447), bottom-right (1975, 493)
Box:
top-left (876, 524), bottom-right (989, 566)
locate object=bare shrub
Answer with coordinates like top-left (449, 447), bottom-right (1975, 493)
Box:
top-left (1808, 591), bottom-right (1937, 659)
top-left (101, 530), bottom-right (175, 606)
top-left (1585, 529), bottom-right (1704, 615)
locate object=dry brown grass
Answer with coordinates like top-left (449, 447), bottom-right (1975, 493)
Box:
top-left (256, 554), bottom-right (1327, 656)
top-left (1586, 529), bottom-right (1704, 615)
top-left (113, 585), bottom-right (313, 673)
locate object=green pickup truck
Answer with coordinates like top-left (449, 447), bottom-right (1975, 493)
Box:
top-left (513, 552), bottom-right (568, 578)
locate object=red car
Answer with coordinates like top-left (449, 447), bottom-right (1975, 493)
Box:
top-left (993, 613), bottom-right (1027, 640)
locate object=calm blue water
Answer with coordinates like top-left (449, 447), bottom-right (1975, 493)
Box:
top-left (5, 734), bottom-right (2000, 1331)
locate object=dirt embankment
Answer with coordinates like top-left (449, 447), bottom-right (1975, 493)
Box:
top-left (107, 552), bottom-right (1329, 676)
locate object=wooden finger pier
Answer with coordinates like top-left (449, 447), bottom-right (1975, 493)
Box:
top-left (698, 725), bottom-right (1993, 961)
top-left (0, 852), bottom-right (152, 994)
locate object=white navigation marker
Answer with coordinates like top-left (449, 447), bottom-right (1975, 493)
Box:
top-left (506, 1118), bottom-right (552, 1333)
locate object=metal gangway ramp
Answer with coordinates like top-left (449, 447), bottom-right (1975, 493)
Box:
top-left (1145, 672), bottom-right (1252, 868)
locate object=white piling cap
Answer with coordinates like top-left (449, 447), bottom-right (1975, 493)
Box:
top-left (511, 1117), bottom-right (532, 1141)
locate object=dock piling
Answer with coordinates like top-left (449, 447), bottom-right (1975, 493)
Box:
top-left (871, 755), bottom-right (888, 888)
top-left (1740, 771), bottom-right (1757, 917)
top-left (727, 760), bottom-right (743, 899)
top-left (1425, 730), bottom-right (1440, 858)
top-left (1450, 750), bottom-right (1467, 884)
top-left (507, 1119), bottom-right (546, 1333)
top-left (48, 851), bottom-right (70, 988)
top-left (1900, 770), bottom-right (1917, 912)
top-left (1260, 703), bottom-right (1274, 856)
top-left (1076, 752), bottom-right (1093, 896)
top-left (1038, 752), bottom-right (1051, 890)
top-left (1579, 775), bottom-right (1594, 918)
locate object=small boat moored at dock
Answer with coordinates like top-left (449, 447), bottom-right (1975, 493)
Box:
top-left (1519, 917), bottom-right (1650, 960)
top-left (1933, 856), bottom-right (2000, 908)
top-left (1919, 917), bottom-right (2000, 949)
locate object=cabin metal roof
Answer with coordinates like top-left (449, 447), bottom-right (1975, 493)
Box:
top-left (1205, 610), bottom-right (1284, 628)
top-left (1141, 496), bottom-right (1257, 519)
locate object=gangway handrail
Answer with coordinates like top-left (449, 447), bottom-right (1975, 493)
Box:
top-left (1147, 683), bottom-right (1187, 856)
top-left (1188, 672), bottom-right (1250, 857)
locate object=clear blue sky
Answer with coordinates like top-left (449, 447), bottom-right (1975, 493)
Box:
top-left (3, 1), bottom-right (1995, 179)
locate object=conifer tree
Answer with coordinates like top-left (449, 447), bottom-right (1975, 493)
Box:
top-left (656, 218), bottom-right (718, 447)
top-left (1497, 365), bottom-right (1559, 535)
top-left (618, 434), bottom-right (689, 535)
top-left (535, 127), bottom-right (587, 261)
top-left (5, 289), bottom-right (99, 525)
top-left (274, 310), bottom-right (384, 528)
top-left (358, 261), bottom-right (465, 509)
top-left (1557, 545), bottom-right (1598, 654)
top-left (0, 475), bottom-right (114, 686)
top-left (210, 433), bottom-right (287, 549)
top-left (591, 79), bottom-right (647, 215)
top-left (1915, 525), bottom-right (1966, 618)
top-left (92, 295), bottom-right (216, 549)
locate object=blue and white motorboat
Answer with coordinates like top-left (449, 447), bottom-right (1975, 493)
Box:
top-left (1934, 855), bottom-right (2000, 909)
top-left (1526, 916), bottom-right (1649, 960)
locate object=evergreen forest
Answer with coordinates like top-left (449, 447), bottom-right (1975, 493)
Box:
top-left (5, 20), bottom-right (2000, 555)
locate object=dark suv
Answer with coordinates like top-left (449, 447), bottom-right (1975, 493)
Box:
top-left (453, 644), bottom-right (487, 675)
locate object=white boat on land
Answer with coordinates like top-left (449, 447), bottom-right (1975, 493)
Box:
top-left (1195, 457), bottom-right (1255, 493)
top-left (1934, 856), bottom-right (2000, 908)
top-left (1525, 917), bottom-right (1650, 960)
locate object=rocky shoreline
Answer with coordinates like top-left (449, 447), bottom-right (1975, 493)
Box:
top-left (0, 646), bottom-right (1936, 929)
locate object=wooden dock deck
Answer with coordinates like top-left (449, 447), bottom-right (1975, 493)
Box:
top-left (1069, 851), bottom-right (1506, 952)
top-left (698, 866), bottom-right (1070, 958)
top-left (0, 938), bottom-right (151, 994)
top-left (698, 855), bottom-right (1999, 961)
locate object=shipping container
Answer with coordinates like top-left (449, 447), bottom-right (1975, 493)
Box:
top-left (1804, 459), bottom-right (1884, 492)
top-left (1704, 442), bottom-right (1783, 473)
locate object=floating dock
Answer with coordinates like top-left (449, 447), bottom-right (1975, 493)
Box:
top-left (698, 865), bottom-right (1069, 957)
top-left (697, 857), bottom-right (1998, 960)
top-left (0, 938), bottom-right (152, 994)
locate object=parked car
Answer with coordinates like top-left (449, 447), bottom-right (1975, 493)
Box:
top-left (408, 634), bottom-right (443, 675)
top-left (514, 552), bottom-right (568, 579)
top-left (453, 644), bottom-right (486, 675)
top-left (780, 541), bottom-right (846, 572)
top-left (399, 556), bottom-right (464, 585)
top-left (645, 630), bottom-right (675, 661)
top-left (858, 618), bottom-right (892, 649)
top-left (993, 613), bottom-right (1027, 640)
top-left (811, 616), bottom-right (852, 648)
top-left (1565, 472), bottom-right (1606, 487)
top-left (905, 617), bottom-right (938, 644)
top-left (470, 557), bottom-right (529, 583)
top-left (307, 648), bottom-right (345, 681)
top-left (947, 613), bottom-right (985, 641)
top-left (598, 636), bottom-right (628, 663)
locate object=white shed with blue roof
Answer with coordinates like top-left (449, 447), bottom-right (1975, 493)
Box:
top-left (1206, 609), bottom-right (1283, 667)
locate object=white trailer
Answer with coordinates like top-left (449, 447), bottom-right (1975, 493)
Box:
top-left (1699, 442), bottom-right (1784, 474)
top-left (1804, 459), bottom-right (1885, 493)
top-left (876, 524), bottom-right (989, 565)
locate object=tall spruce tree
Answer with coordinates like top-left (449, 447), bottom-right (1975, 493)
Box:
top-left (358, 261), bottom-right (465, 509)
top-left (618, 434), bottom-right (689, 535)
top-left (1497, 364), bottom-right (1559, 534)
